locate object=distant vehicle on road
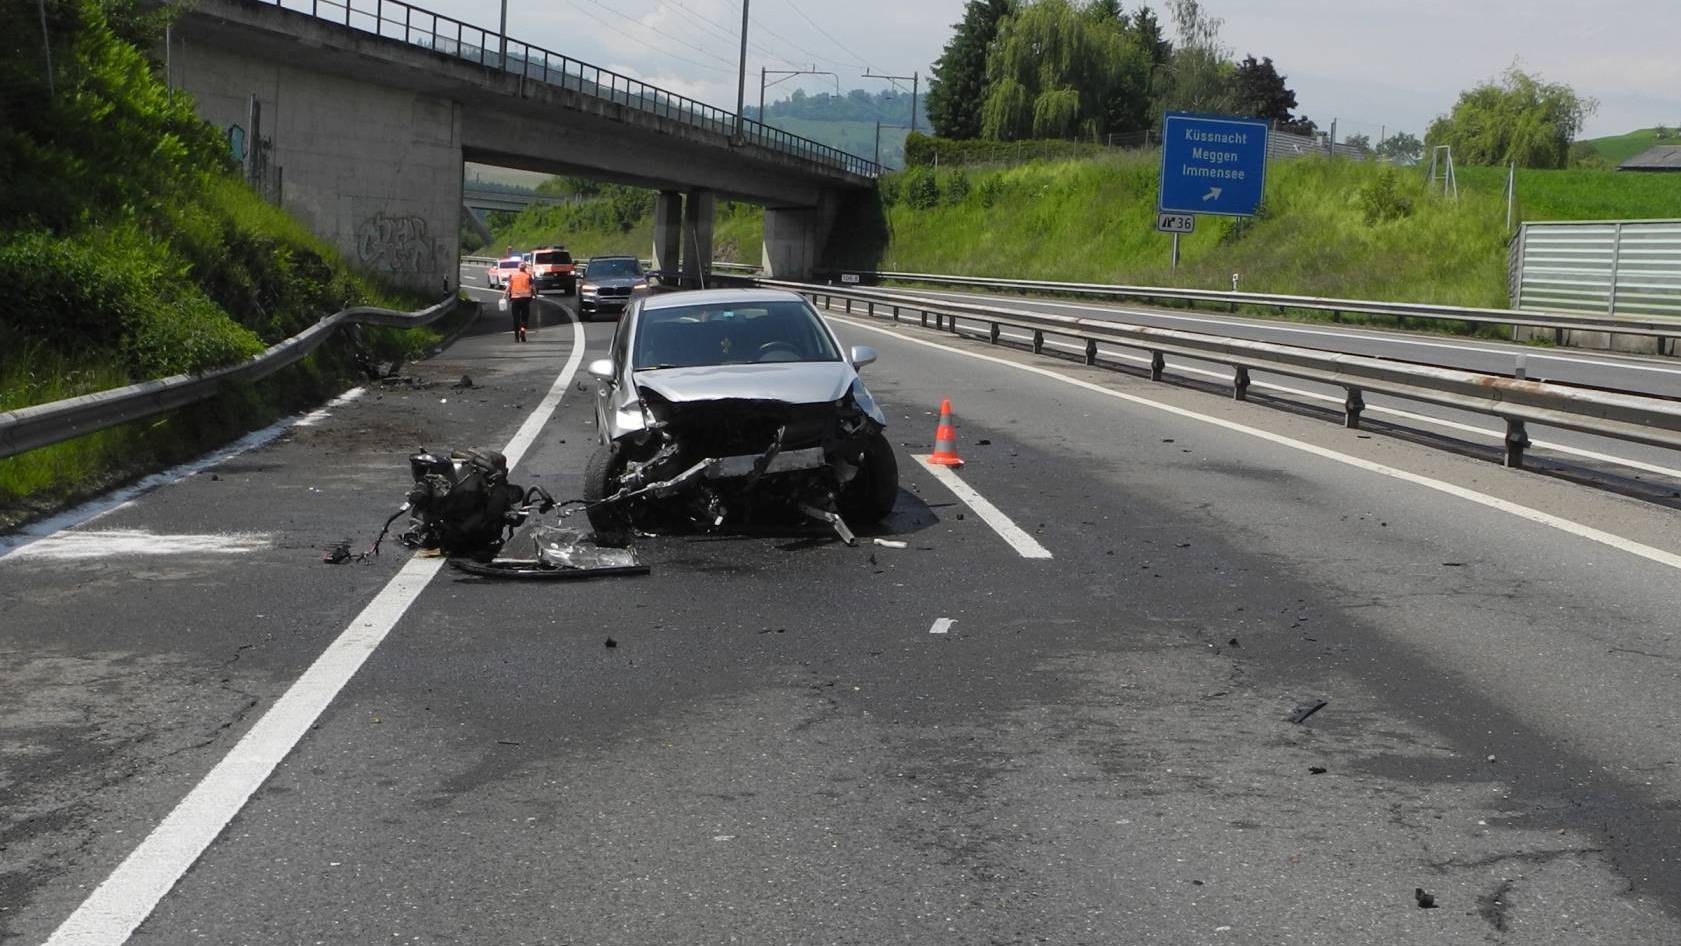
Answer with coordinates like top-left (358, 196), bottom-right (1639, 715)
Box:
top-left (576, 255), bottom-right (648, 320)
top-left (487, 256), bottom-right (522, 289)
top-left (582, 288), bottom-right (896, 543)
top-left (530, 245), bottom-right (575, 295)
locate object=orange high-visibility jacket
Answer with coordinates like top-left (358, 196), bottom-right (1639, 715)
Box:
top-left (507, 270), bottom-right (535, 299)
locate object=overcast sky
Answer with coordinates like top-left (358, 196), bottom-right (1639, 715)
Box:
top-left (425, 0), bottom-right (1676, 143)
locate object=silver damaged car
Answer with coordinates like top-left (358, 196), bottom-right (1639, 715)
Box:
top-left (582, 288), bottom-right (897, 543)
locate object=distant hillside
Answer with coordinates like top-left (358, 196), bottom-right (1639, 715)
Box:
top-left (1584, 127), bottom-right (1677, 165)
top-left (746, 88), bottom-right (927, 169)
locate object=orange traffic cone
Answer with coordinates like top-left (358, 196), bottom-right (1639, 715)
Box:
top-left (928, 398), bottom-right (964, 467)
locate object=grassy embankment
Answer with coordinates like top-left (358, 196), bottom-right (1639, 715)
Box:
top-left (0, 1), bottom-right (443, 524)
top-left (1582, 127), bottom-right (1673, 165)
top-left (486, 149), bottom-right (1681, 325)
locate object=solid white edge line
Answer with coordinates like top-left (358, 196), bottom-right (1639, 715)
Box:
top-left (914, 455), bottom-right (1054, 560)
top-left (930, 617), bottom-right (954, 635)
top-left (830, 313), bottom-right (1681, 573)
top-left (991, 328), bottom-right (1681, 481)
top-left (0, 388), bottom-right (366, 560)
top-left (42, 310), bottom-right (588, 946)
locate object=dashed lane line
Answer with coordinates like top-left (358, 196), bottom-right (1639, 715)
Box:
top-left (41, 307), bottom-right (588, 946)
top-left (915, 455), bottom-right (1054, 560)
top-left (833, 314), bottom-right (1681, 574)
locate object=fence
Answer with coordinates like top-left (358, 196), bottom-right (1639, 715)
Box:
top-left (1513, 220), bottom-right (1681, 319)
top-left (253, 0), bottom-right (880, 178)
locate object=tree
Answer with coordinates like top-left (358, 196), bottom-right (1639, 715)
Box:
top-left (980, 0), bottom-right (1153, 140)
top-left (1376, 131), bottom-right (1423, 164)
top-left (1230, 55), bottom-right (1296, 123)
top-left (1157, 0), bottom-right (1237, 115)
top-left (1343, 132), bottom-right (1372, 153)
top-left (927, 0), bottom-right (1014, 139)
top-left (1425, 67), bottom-right (1597, 169)
top-left (1126, 5), bottom-right (1173, 71)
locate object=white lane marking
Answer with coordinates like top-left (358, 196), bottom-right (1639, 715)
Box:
top-left (8, 529), bottom-right (271, 561)
top-left (292, 387), bottom-right (364, 427)
top-left (0, 388), bottom-right (365, 561)
top-left (915, 455), bottom-right (1054, 560)
top-left (43, 313), bottom-right (588, 946)
top-left (930, 617), bottom-right (954, 635)
top-left (931, 291), bottom-right (1681, 378)
top-left (832, 314), bottom-right (1681, 573)
top-left (993, 328), bottom-right (1681, 481)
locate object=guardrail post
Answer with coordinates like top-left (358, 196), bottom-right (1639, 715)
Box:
top-left (1149, 351), bottom-right (1165, 382)
top-left (1085, 339), bottom-right (1098, 366)
top-left (936, 313), bottom-right (945, 331)
top-left (920, 310), bottom-right (928, 328)
top-left (867, 301), bottom-right (874, 317)
top-left (989, 323), bottom-right (1000, 344)
top-left (892, 306), bottom-right (900, 322)
top-left (1503, 418), bottom-right (1530, 469)
top-left (845, 299), bottom-right (852, 314)
top-left (1343, 387), bottom-right (1365, 429)
top-left (1233, 366), bottom-right (1250, 401)
top-left (1032, 330), bottom-right (1044, 354)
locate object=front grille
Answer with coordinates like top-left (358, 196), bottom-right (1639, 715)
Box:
top-left (599, 286), bottom-right (631, 297)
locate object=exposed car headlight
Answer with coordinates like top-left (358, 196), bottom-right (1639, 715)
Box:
top-left (632, 281), bottom-right (649, 290)
top-left (581, 283), bottom-right (599, 294)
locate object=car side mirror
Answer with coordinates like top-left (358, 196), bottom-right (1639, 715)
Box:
top-left (586, 358), bottom-right (615, 382)
top-left (850, 345), bottom-right (878, 369)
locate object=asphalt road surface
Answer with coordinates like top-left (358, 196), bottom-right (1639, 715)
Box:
top-left (6, 277), bottom-right (1681, 945)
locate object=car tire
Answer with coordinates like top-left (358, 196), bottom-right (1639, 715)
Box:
top-left (583, 442), bottom-right (631, 545)
top-left (841, 429), bottom-right (899, 523)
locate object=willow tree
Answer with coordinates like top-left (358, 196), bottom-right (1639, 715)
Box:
top-left (980, 0), bottom-right (1151, 141)
top-left (1426, 67), bottom-right (1597, 169)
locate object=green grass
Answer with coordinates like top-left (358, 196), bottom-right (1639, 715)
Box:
top-left (1582, 128), bottom-right (1675, 165)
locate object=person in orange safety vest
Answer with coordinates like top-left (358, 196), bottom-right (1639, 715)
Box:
top-left (505, 261), bottom-right (535, 343)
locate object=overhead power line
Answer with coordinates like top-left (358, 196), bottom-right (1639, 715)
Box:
top-left (565, 0), bottom-right (738, 72)
top-left (780, 0), bottom-right (874, 71)
top-left (658, 0), bottom-right (801, 67)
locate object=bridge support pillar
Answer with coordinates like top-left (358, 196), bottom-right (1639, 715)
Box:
top-left (462, 204), bottom-right (495, 248)
top-left (762, 206), bottom-right (819, 280)
top-left (681, 189), bottom-right (715, 287)
top-left (652, 190), bottom-right (682, 278)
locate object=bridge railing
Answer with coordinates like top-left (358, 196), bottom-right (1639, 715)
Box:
top-left (263, 0), bottom-right (881, 179)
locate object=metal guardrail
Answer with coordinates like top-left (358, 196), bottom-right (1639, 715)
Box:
top-left (832, 270), bottom-right (1681, 343)
top-left (257, 0), bottom-right (881, 179)
top-left (765, 279), bottom-right (1681, 469)
top-left (0, 295), bottom-right (464, 460)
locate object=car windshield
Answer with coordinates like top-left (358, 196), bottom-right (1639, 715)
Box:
top-left (633, 300), bottom-right (841, 370)
top-left (497, 258), bottom-right (521, 270)
top-left (534, 250), bottom-right (570, 265)
top-left (585, 258), bottom-right (640, 278)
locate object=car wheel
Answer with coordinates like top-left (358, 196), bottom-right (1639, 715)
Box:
top-left (841, 429), bottom-right (899, 523)
top-left (583, 442), bottom-right (631, 545)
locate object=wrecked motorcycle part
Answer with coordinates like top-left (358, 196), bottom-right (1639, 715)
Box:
top-left (448, 557), bottom-right (650, 580)
top-left (800, 503), bottom-right (857, 546)
top-left (398, 447), bottom-right (551, 562)
top-left (531, 526), bottom-right (642, 571)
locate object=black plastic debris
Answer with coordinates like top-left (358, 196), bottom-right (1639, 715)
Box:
top-left (976, 439), bottom-right (992, 446)
top-left (1309, 766), bottom-right (1327, 775)
top-left (1286, 699), bottom-right (1328, 724)
top-left (454, 374), bottom-right (475, 389)
top-left (1415, 888), bottom-right (1437, 909)
top-left (605, 637), bottom-right (617, 648)
top-left (322, 542), bottom-right (359, 564)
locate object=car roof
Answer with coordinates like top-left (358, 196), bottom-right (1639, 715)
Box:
top-left (497, 257), bottom-right (522, 265)
top-left (588, 255), bottom-right (639, 263)
top-left (640, 288), bottom-right (807, 310)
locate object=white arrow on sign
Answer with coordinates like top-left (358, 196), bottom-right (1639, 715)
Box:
top-left (1201, 186), bottom-right (1222, 202)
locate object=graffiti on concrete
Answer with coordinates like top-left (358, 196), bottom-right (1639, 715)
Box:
top-left (356, 212), bottom-right (435, 273)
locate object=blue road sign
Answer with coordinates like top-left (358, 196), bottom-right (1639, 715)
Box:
top-left (1158, 111), bottom-right (1269, 217)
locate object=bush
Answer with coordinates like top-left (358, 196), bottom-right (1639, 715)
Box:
top-left (903, 131), bottom-right (1110, 167)
top-left (943, 170), bottom-right (972, 205)
top-left (877, 173), bottom-right (903, 207)
top-left (977, 176), bottom-right (1006, 208)
top-left (904, 167), bottom-right (941, 209)
top-left (1356, 168), bottom-right (1415, 224)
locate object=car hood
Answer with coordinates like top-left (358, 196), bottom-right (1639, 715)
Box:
top-left (633, 362), bottom-right (855, 406)
top-left (584, 275), bottom-right (642, 287)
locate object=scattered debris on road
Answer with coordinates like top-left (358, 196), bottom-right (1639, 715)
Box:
top-left (872, 538), bottom-right (908, 549)
top-left (1415, 888), bottom-right (1438, 909)
top-left (1286, 699), bottom-right (1328, 724)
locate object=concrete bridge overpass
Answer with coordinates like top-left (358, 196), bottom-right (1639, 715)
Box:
top-left (167, 0), bottom-right (880, 290)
